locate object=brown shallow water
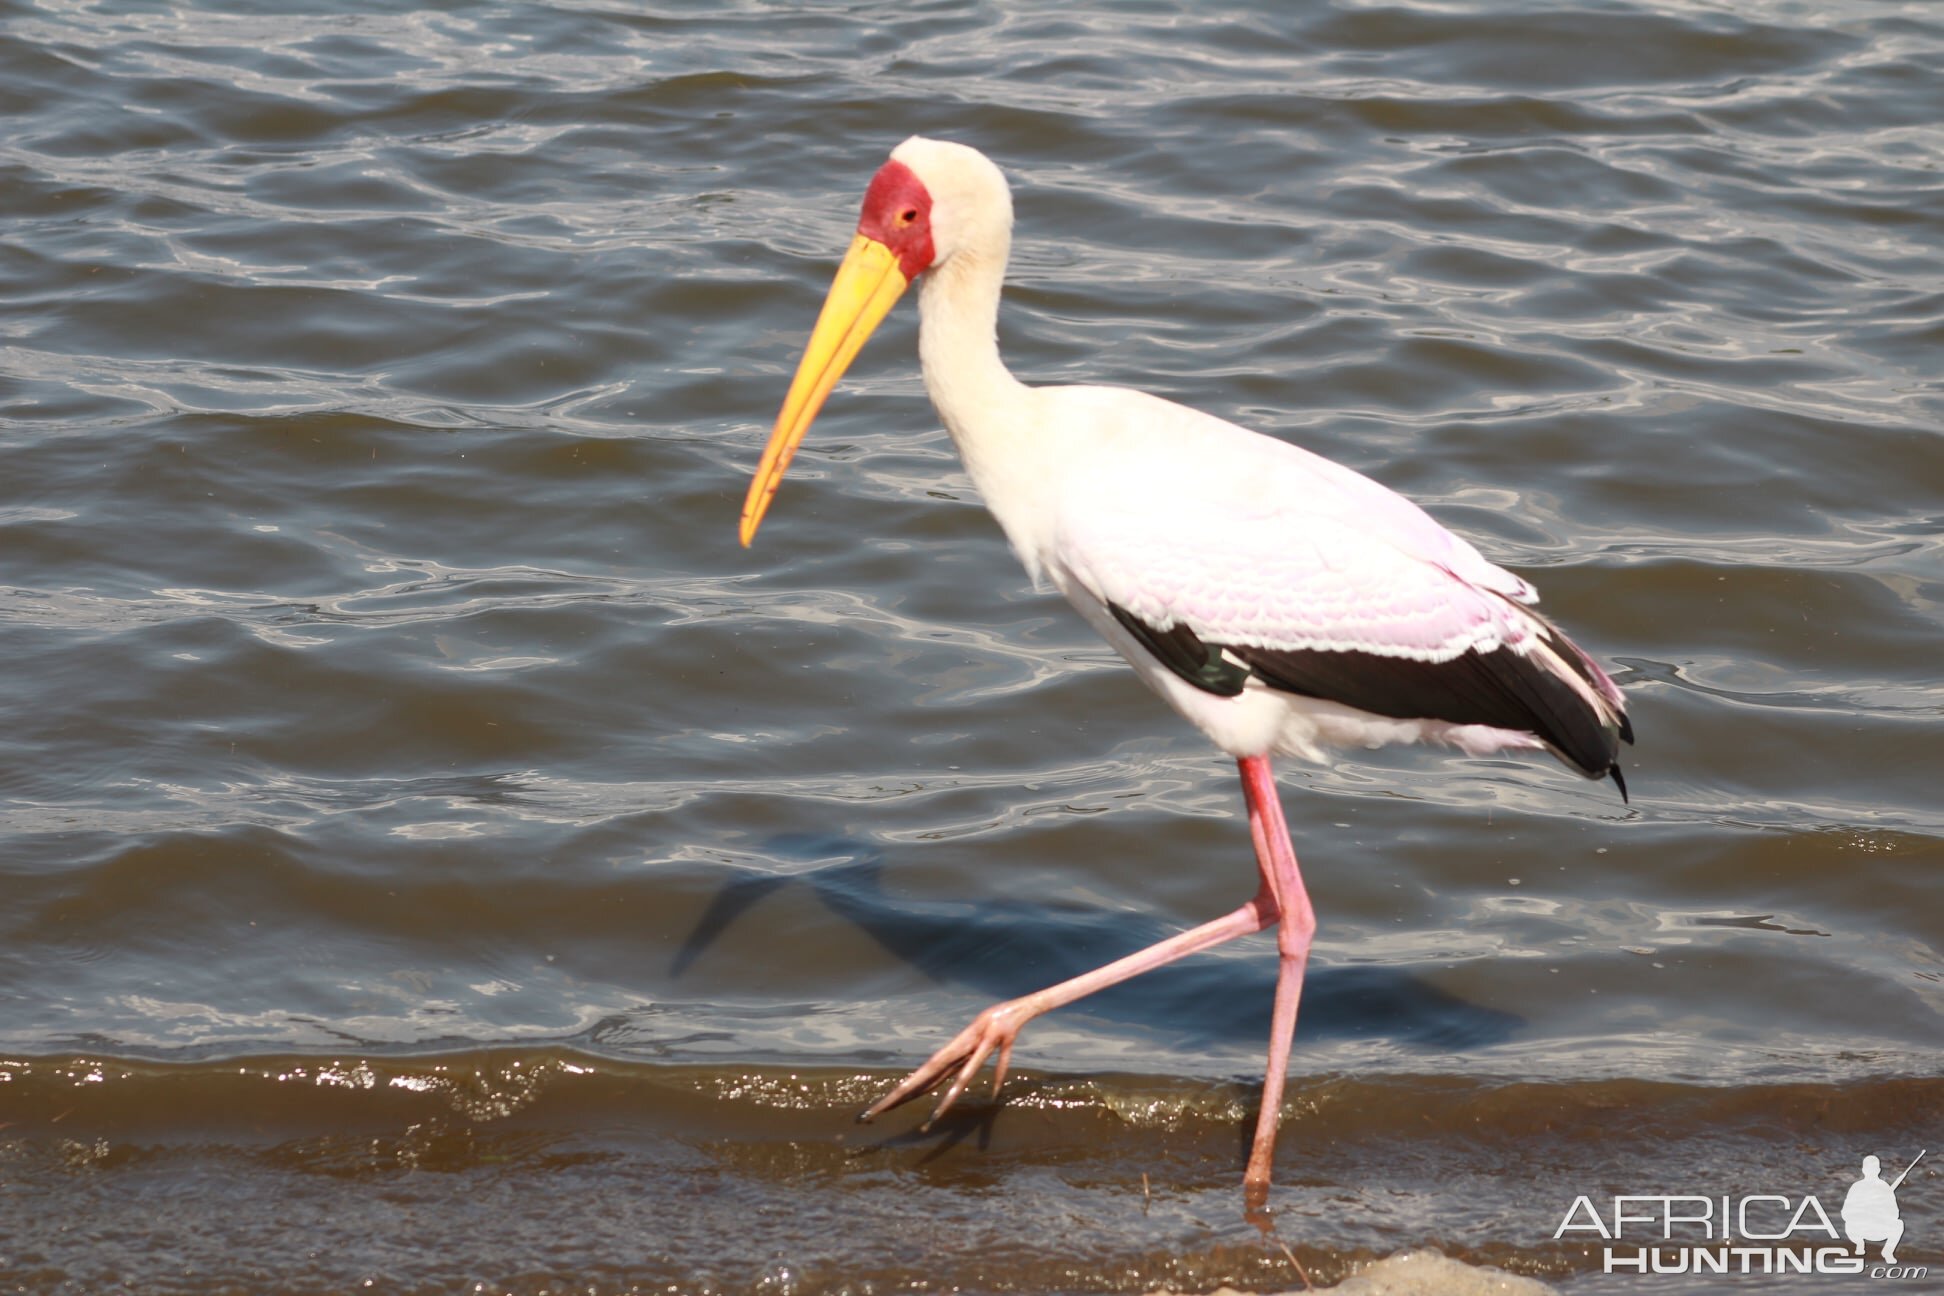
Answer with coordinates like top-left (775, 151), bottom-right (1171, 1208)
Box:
top-left (1, 1), bottom-right (1940, 1292)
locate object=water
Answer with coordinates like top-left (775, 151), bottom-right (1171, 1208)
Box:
top-left (2, 1), bottom-right (1939, 1292)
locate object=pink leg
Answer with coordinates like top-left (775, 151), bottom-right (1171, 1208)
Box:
top-left (861, 878), bottom-right (1279, 1125)
top-left (1237, 753), bottom-right (1315, 1203)
top-left (863, 754), bottom-right (1317, 1196)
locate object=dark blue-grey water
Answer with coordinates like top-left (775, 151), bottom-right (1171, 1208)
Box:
top-left (1, 1), bottom-right (1939, 1292)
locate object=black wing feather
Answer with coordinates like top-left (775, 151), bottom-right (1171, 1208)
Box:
top-left (1107, 600), bottom-right (1627, 792)
top-left (1107, 602), bottom-right (1249, 696)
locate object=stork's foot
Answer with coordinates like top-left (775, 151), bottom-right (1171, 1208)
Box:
top-left (858, 998), bottom-right (1038, 1129)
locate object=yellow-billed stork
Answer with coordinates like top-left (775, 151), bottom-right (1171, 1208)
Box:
top-left (739, 137), bottom-right (1632, 1201)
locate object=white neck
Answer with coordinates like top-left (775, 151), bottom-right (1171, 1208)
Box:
top-left (916, 241), bottom-right (1038, 514)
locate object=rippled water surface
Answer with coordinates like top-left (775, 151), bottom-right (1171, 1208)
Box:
top-left (2, 1), bottom-right (1939, 1292)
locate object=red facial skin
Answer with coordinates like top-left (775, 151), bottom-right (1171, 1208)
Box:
top-left (856, 159), bottom-right (936, 280)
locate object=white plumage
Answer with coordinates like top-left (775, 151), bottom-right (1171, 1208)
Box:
top-left (740, 136), bottom-right (1631, 1203)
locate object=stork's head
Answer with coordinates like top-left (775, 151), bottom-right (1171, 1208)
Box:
top-left (876, 137), bottom-right (1013, 276)
top-left (739, 138), bottom-right (1013, 546)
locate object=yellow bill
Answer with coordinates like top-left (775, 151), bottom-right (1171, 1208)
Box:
top-left (740, 234), bottom-right (911, 546)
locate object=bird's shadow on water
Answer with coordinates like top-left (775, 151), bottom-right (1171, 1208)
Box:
top-left (673, 833), bottom-right (1520, 1053)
